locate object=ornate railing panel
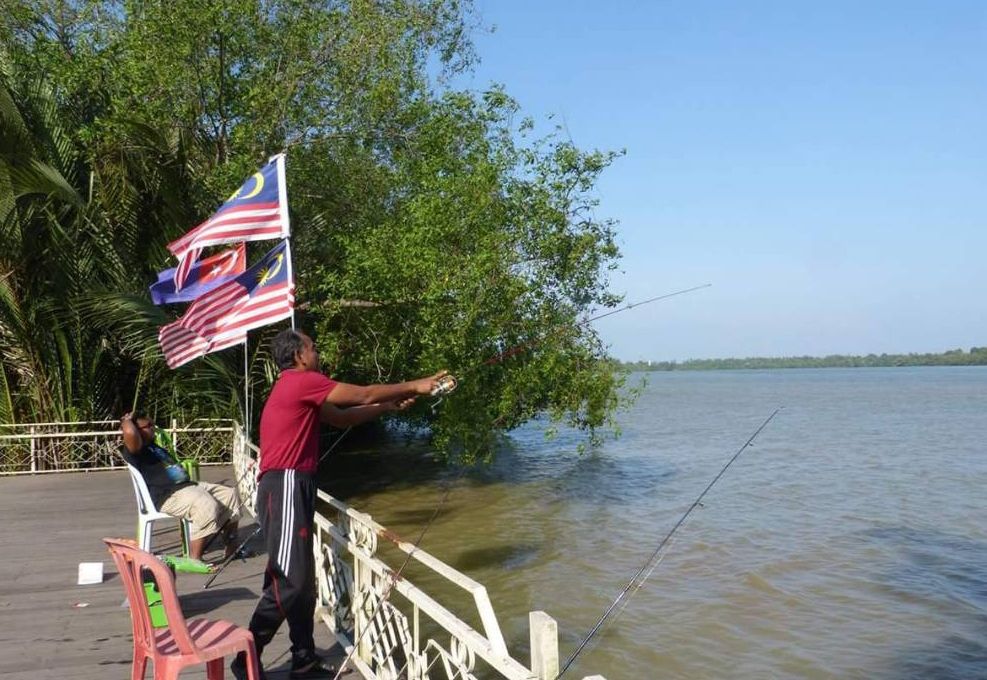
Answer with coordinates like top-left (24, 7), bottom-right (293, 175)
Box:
top-left (0, 420), bottom-right (237, 474)
top-left (3, 424), bottom-right (608, 679)
top-left (234, 435), bottom-right (608, 680)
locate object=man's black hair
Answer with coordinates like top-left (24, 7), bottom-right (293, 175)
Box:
top-left (272, 329), bottom-right (306, 370)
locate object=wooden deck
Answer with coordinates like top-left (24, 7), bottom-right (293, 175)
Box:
top-left (0, 466), bottom-right (354, 679)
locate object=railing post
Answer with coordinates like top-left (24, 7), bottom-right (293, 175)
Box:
top-left (29, 426), bottom-right (36, 473)
top-left (170, 418), bottom-right (178, 455)
top-left (530, 611), bottom-right (559, 680)
top-left (356, 558), bottom-right (371, 663)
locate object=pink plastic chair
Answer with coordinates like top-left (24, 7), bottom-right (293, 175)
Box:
top-left (104, 537), bottom-right (261, 680)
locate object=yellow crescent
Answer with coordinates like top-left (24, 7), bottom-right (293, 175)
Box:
top-left (258, 254), bottom-right (284, 286)
top-left (240, 172), bottom-right (265, 200)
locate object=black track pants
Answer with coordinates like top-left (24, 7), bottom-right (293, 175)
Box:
top-left (247, 469), bottom-right (317, 657)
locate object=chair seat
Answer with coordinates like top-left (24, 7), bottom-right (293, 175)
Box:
top-left (154, 618), bottom-right (254, 660)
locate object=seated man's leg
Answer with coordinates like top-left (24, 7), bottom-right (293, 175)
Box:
top-left (159, 485), bottom-right (227, 560)
top-left (197, 481), bottom-right (241, 558)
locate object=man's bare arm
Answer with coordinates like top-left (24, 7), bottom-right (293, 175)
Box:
top-left (119, 413), bottom-right (142, 454)
top-left (325, 371), bottom-right (447, 407)
top-left (320, 400), bottom-right (412, 428)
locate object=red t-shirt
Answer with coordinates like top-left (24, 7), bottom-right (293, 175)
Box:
top-left (259, 369), bottom-right (338, 475)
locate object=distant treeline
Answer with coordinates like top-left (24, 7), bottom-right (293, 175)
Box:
top-left (620, 347), bottom-right (987, 371)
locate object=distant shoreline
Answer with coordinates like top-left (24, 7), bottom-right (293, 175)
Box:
top-left (618, 347), bottom-right (987, 371)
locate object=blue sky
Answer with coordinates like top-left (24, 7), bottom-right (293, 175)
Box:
top-left (460, 1), bottom-right (986, 361)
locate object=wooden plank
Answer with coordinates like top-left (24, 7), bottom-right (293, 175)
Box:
top-left (0, 467), bottom-right (358, 678)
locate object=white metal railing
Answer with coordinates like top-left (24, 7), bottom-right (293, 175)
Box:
top-left (0, 421), bottom-right (606, 679)
top-left (233, 436), bottom-right (605, 680)
top-left (0, 419), bottom-right (237, 475)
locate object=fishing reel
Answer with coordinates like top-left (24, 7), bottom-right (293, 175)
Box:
top-left (430, 374), bottom-right (458, 397)
top-left (429, 374), bottom-right (458, 412)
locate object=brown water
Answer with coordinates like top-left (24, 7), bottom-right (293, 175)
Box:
top-left (319, 367), bottom-right (987, 679)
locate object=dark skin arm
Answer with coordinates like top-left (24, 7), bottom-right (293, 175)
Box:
top-left (320, 397), bottom-right (416, 427)
top-left (324, 371), bottom-right (448, 407)
top-left (119, 412), bottom-right (143, 454)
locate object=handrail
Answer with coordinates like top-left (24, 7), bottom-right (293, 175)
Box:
top-left (316, 489), bottom-right (509, 656)
top-left (0, 421), bottom-right (236, 475)
top-left (0, 425), bottom-right (235, 441)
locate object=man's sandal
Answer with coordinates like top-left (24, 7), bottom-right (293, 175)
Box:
top-left (290, 651), bottom-right (336, 679)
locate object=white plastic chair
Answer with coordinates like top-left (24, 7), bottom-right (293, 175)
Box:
top-left (125, 463), bottom-right (191, 556)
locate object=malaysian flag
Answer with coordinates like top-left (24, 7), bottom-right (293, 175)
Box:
top-left (149, 243), bottom-right (245, 305)
top-left (168, 154), bottom-right (290, 291)
top-left (159, 240), bottom-right (294, 369)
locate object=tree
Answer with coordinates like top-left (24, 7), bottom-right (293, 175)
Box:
top-left (2, 0), bottom-right (626, 459)
top-left (0, 54), bottom-right (246, 426)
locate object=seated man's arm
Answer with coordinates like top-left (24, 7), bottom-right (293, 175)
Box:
top-left (119, 413), bottom-right (142, 455)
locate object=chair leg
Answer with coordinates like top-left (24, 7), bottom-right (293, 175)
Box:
top-left (139, 517), bottom-right (154, 553)
top-left (245, 640), bottom-right (262, 680)
top-left (131, 648), bottom-right (148, 680)
top-left (180, 519), bottom-right (192, 558)
top-left (206, 657), bottom-right (225, 679)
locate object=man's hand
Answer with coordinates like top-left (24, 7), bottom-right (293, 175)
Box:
top-left (388, 397), bottom-right (417, 411)
top-left (414, 370), bottom-right (449, 395)
top-left (119, 412), bottom-right (141, 454)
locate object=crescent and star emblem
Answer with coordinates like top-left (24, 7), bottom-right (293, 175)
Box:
top-left (257, 253), bottom-right (284, 286)
top-left (227, 172), bottom-right (265, 202)
top-left (202, 248), bottom-right (240, 282)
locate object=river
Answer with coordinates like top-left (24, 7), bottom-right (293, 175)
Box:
top-left (319, 366), bottom-right (987, 679)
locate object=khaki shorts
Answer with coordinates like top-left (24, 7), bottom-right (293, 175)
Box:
top-left (159, 481), bottom-right (240, 541)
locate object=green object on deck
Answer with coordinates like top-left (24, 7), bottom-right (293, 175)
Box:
top-left (142, 569), bottom-right (169, 628)
top-left (161, 554), bottom-right (213, 574)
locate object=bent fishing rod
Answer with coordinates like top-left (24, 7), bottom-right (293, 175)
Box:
top-left (477, 283), bottom-right (710, 370)
top-left (326, 283), bottom-right (713, 677)
top-left (425, 283), bottom-right (712, 409)
top-left (556, 406), bottom-right (784, 679)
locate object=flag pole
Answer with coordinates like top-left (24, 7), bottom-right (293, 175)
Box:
top-left (273, 153), bottom-right (296, 330)
top-left (285, 238), bottom-right (296, 331)
top-left (243, 337), bottom-right (250, 434)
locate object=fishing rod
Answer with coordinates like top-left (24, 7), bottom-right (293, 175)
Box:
top-left (556, 406), bottom-right (784, 679)
top-left (210, 284), bottom-right (710, 569)
top-left (425, 283), bottom-right (712, 410)
top-left (327, 285), bottom-right (713, 676)
top-left (476, 283), bottom-right (711, 371)
top-left (329, 457), bottom-right (473, 680)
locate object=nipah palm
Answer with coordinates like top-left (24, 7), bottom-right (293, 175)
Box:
top-left (0, 63), bottom-right (245, 427)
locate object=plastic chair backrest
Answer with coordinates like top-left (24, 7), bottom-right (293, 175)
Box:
top-left (103, 538), bottom-right (198, 657)
top-left (126, 462), bottom-right (159, 516)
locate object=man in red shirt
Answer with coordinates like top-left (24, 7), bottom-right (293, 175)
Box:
top-left (233, 329), bottom-right (445, 680)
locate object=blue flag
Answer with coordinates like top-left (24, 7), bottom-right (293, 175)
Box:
top-left (149, 244), bottom-right (245, 304)
top-left (159, 240), bottom-right (294, 368)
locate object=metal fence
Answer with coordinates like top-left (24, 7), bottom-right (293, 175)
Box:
top-left (233, 437), bottom-right (606, 680)
top-left (0, 419), bottom-right (237, 474)
top-left (2, 421), bottom-right (606, 680)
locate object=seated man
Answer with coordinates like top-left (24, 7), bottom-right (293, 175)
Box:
top-left (119, 411), bottom-right (240, 563)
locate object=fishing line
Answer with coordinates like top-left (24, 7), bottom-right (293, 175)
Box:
top-left (556, 406), bottom-right (784, 679)
top-left (329, 457), bottom-right (473, 680)
top-left (466, 284), bottom-right (711, 375)
top-left (322, 286), bottom-right (712, 672)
